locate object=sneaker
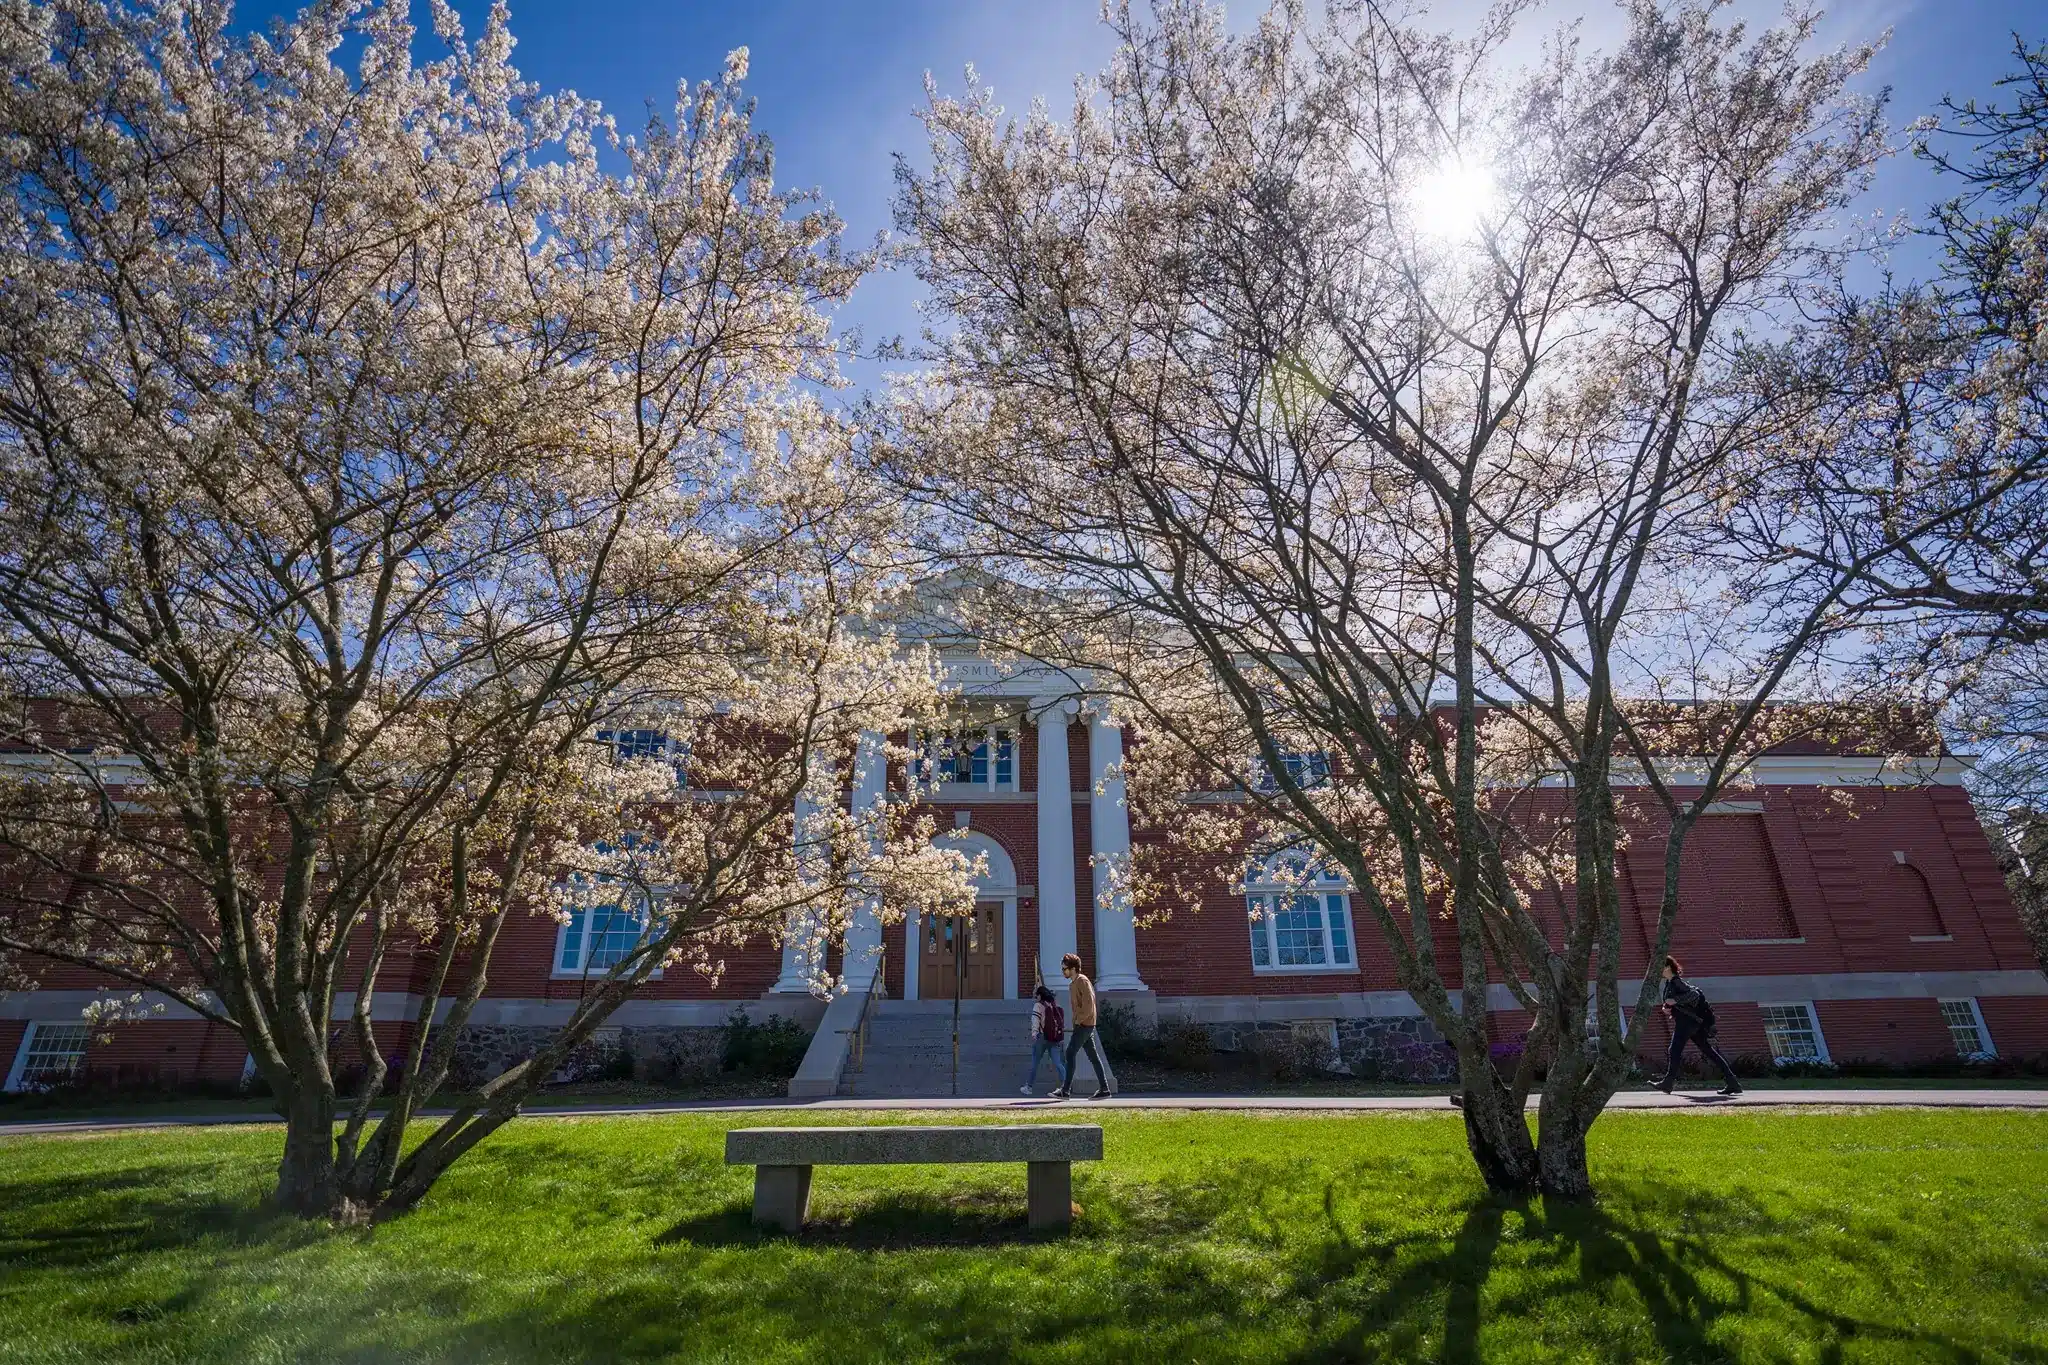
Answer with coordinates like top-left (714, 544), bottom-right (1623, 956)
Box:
top-left (1089, 1089), bottom-right (1111, 1100)
top-left (1657, 1079), bottom-right (1675, 1094)
top-left (1448, 1094), bottom-right (1463, 1108)
top-left (1647, 1074), bottom-right (1668, 1088)
top-left (1049, 1088), bottom-right (1069, 1100)
top-left (1019, 1086), bottom-right (1033, 1096)
top-left (1718, 1083), bottom-right (1744, 1097)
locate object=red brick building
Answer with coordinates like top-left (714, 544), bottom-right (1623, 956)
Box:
top-left (4, 661), bottom-right (2045, 1092)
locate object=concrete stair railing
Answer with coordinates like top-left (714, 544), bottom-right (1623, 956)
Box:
top-left (786, 963), bottom-right (885, 1099)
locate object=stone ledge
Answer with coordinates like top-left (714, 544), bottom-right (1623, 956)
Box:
top-left (726, 1123), bottom-right (1104, 1166)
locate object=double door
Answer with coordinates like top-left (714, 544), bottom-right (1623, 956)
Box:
top-left (920, 900), bottom-right (1003, 999)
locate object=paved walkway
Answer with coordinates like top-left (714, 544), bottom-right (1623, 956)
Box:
top-left (1, 1086), bottom-right (2041, 1136)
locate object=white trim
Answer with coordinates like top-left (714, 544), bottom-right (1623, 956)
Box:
top-left (1246, 888), bottom-right (1359, 975)
top-left (1723, 937), bottom-right (1806, 946)
top-left (3, 1023), bottom-right (31, 1092)
top-left (4, 1019), bottom-right (90, 1092)
top-left (1757, 1000), bottom-right (1831, 1064)
top-left (1937, 996), bottom-right (1995, 1059)
top-left (1908, 935), bottom-right (1955, 943)
top-left (549, 903), bottom-right (662, 980)
top-left (1250, 959), bottom-right (1360, 977)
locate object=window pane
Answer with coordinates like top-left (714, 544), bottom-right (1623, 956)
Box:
top-left (600, 729), bottom-right (669, 761)
top-left (1940, 1000), bottom-right (1987, 1056)
top-left (586, 905), bottom-right (644, 970)
top-left (1326, 894), bottom-right (1352, 965)
top-left (1760, 1005), bottom-right (1820, 1061)
top-left (1274, 894), bottom-right (1325, 966)
top-left (994, 731), bottom-right (1014, 786)
top-left (558, 911), bottom-right (585, 970)
top-left (1248, 897), bottom-right (1272, 966)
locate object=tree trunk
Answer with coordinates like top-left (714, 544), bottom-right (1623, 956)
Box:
top-left (1455, 1058), bottom-right (1539, 1196)
top-left (1536, 1117), bottom-right (1594, 1201)
top-left (272, 1089), bottom-right (340, 1217)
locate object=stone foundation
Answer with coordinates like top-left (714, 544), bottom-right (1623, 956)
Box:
top-left (446, 1023), bottom-right (728, 1089)
top-left (1199, 1014), bottom-right (1456, 1082)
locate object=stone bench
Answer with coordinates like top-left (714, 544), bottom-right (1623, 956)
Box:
top-left (724, 1124), bottom-right (1105, 1232)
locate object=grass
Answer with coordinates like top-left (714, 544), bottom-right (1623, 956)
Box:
top-left (0, 1109), bottom-right (2043, 1363)
top-left (6, 1073), bottom-right (2043, 1126)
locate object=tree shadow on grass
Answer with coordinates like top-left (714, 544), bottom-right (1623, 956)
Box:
top-left (0, 1164), bottom-right (315, 1271)
top-left (657, 1190), bottom-right (1069, 1250)
top-left (1282, 1184), bottom-right (2045, 1365)
top-left (11, 1139), bottom-right (2042, 1365)
top-left (1532, 1194), bottom-right (2047, 1365)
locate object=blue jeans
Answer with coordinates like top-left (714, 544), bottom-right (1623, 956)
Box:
top-left (1024, 1037), bottom-right (1068, 1089)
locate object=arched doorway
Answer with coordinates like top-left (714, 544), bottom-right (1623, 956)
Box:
top-left (905, 830), bottom-right (1019, 1001)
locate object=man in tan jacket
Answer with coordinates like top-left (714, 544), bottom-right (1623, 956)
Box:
top-left (1051, 952), bottom-right (1112, 1100)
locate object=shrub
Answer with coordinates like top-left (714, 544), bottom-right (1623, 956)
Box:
top-left (721, 1008), bottom-right (810, 1078)
top-left (1096, 1002), bottom-right (1150, 1053)
top-left (1155, 1019), bottom-right (1217, 1072)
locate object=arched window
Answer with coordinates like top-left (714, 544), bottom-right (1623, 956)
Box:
top-left (1246, 853), bottom-right (1356, 972)
top-left (555, 901), bottom-right (650, 975)
top-left (553, 838), bottom-right (664, 978)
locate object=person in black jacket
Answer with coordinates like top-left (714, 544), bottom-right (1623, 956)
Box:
top-left (1654, 956), bottom-right (1743, 1096)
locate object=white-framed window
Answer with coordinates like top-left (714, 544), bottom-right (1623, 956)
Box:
top-left (1938, 998), bottom-right (1995, 1059)
top-left (1254, 750), bottom-right (1331, 792)
top-left (554, 902), bottom-right (653, 977)
top-left (4, 1021), bottom-right (90, 1092)
top-left (1758, 1002), bottom-right (1829, 1064)
top-left (595, 728), bottom-right (687, 786)
top-left (1247, 855), bottom-right (1356, 973)
top-left (916, 727), bottom-right (1017, 792)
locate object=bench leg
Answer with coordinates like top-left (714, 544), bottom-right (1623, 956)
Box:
top-left (753, 1164), bottom-right (813, 1232)
top-left (1027, 1160), bottom-right (1072, 1230)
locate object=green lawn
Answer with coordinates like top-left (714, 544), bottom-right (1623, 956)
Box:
top-left (1, 1109), bottom-right (2042, 1363)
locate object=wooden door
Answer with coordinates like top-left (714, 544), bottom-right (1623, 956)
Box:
top-left (920, 900), bottom-right (1004, 999)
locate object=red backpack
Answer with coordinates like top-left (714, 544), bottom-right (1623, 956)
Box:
top-left (1042, 1000), bottom-right (1066, 1044)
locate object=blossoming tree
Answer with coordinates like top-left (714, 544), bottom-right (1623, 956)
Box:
top-left (0, 0), bottom-right (972, 1218)
top-left (884, 0), bottom-right (1906, 1197)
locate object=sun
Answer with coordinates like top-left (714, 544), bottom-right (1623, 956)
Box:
top-left (1408, 160), bottom-right (1496, 242)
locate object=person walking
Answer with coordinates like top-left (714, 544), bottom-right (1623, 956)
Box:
top-left (1020, 983), bottom-right (1069, 1095)
top-left (1653, 956), bottom-right (1743, 1096)
top-left (1050, 952), bottom-right (1112, 1100)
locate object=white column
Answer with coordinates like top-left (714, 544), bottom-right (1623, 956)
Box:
top-left (771, 751), bottom-right (830, 993)
top-left (1088, 704), bottom-right (1146, 993)
top-left (845, 729), bottom-right (887, 979)
top-left (1035, 701), bottom-right (1079, 996)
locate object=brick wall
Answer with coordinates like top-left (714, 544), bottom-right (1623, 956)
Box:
top-left (8, 751), bottom-right (2044, 1074)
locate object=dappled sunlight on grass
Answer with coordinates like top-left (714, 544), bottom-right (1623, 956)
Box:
top-left (0, 1109), bottom-right (2041, 1363)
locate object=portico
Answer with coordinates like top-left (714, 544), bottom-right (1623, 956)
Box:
top-left (770, 652), bottom-right (1149, 1004)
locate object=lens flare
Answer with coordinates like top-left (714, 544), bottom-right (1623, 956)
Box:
top-left (1408, 161), bottom-right (1496, 242)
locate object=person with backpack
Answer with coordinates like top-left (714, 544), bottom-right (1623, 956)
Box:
top-left (1654, 955), bottom-right (1743, 1096)
top-left (1020, 982), bottom-right (1069, 1095)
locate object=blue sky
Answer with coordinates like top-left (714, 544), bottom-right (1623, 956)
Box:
top-left (246, 0), bottom-right (2046, 362)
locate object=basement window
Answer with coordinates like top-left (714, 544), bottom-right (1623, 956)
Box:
top-left (1758, 1003), bottom-right (1829, 1064)
top-left (4, 1022), bottom-right (89, 1091)
top-left (1938, 998), bottom-right (1995, 1060)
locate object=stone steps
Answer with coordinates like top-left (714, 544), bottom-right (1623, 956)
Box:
top-left (840, 1001), bottom-right (1107, 1097)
